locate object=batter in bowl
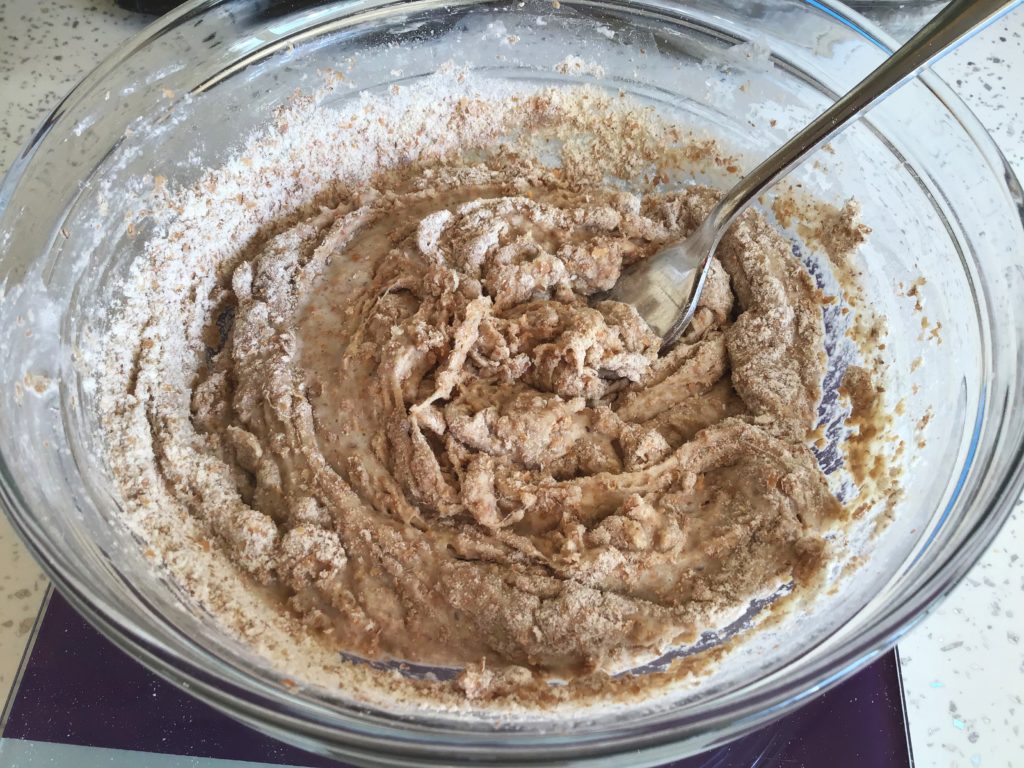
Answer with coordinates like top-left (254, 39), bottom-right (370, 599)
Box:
top-left (97, 76), bottom-right (878, 703)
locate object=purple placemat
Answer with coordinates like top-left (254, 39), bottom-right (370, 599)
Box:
top-left (0, 589), bottom-right (912, 767)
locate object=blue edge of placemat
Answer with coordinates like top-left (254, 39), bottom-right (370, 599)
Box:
top-left (0, 587), bottom-right (913, 767)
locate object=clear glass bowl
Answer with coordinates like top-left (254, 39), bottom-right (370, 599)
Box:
top-left (848, 0), bottom-right (947, 43)
top-left (1, 0), bottom-right (1022, 765)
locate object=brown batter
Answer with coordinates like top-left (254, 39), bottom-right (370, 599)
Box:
top-left (187, 164), bottom-right (843, 675)
top-left (98, 82), bottom-right (872, 702)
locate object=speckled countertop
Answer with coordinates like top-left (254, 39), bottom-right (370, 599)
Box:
top-left (0, 2), bottom-right (1022, 767)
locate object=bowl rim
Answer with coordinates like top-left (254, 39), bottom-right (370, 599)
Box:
top-left (1, 0), bottom-right (1023, 763)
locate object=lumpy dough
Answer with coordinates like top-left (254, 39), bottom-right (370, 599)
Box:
top-left (185, 160), bottom-right (846, 675)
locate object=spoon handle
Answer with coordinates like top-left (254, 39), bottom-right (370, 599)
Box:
top-left (708, 0), bottom-right (1020, 234)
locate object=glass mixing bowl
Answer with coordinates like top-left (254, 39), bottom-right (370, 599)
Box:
top-left (848, 0), bottom-right (947, 43)
top-left (1, 0), bottom-right (1022, 765)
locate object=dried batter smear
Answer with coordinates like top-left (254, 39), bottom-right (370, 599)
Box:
top-left (94, 75), bottom-right (874, 707)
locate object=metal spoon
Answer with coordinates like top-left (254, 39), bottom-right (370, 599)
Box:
top-left (605, 0), bottom-right (1018, 348)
